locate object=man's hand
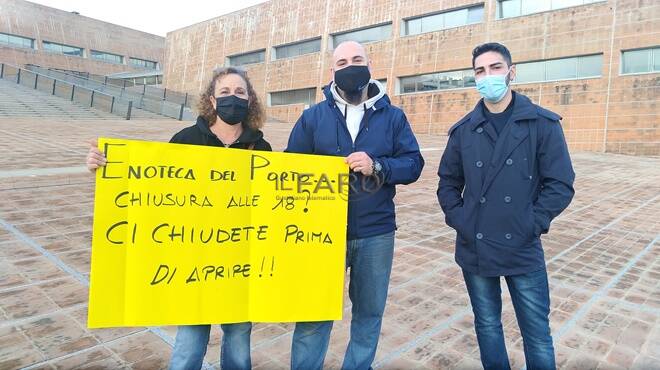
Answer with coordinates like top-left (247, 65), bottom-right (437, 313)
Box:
top-left (345, 151), bottom-right (374, 176)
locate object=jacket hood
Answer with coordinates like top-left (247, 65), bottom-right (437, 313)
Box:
top-left (323, 80), bottom-right (390, 110)
top-left (330, 79), bottom-right (386, 111)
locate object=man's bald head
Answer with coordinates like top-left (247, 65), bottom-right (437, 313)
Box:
top-left (332, 41), bottom-right (370, 71)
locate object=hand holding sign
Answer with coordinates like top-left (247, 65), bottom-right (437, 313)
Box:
top-left (88, 138), bottom-right (348, 328)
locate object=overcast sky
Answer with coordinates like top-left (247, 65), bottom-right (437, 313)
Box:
top-left (27, 0), bottom-right (270, 36)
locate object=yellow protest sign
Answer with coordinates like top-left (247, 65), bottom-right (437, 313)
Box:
top-left (88, 138), bottom-right (348, 328)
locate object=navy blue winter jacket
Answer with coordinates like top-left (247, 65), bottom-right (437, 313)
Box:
top-left (286, 82), bottom-right (424, 240)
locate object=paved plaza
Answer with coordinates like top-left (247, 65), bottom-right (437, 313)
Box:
top-left (0, 116), bottom-right (658, 369)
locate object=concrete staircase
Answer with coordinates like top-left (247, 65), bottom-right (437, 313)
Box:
top-left (25, 65), bottom-right (194, 121)
top-left (0, 78), bottom-right (165, 120)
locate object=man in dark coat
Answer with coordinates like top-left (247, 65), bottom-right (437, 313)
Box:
top-left (437, 42), bottom-right (575, 370)
top-left (287, 41), bottom-right (424, 370)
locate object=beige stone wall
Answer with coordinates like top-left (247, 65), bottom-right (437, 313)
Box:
top-left (604, 1), bottom-right (659, 155)
top-left (0, 0), bottom-right (165, 76)
top-left (164, 0), bottom-right (659, 155)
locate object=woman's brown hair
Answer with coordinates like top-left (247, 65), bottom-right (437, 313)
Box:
top-left (197, 67), bottom-right (265, 130)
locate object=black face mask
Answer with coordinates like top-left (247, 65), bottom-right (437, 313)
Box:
top-left (334, 65), bottom-right (371, 94)
top-left (215, 95), bottom-right (248, 125)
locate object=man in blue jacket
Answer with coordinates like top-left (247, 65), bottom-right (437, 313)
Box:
top-left (437, 43), bottom-right (575, 370)
top-left (286, 40), bottom-right (424, 370)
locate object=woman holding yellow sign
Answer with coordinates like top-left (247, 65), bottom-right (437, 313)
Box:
top-left (86, 67), bottom-right (272, 370)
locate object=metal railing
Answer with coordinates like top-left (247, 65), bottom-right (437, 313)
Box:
top-left (125, 83), bottom-right (194, 108)
top-left (25, 65), bottom-right (195, 121)
top-left (0, 63), bottom-right (134, 120)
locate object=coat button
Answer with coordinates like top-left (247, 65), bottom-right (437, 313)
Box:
top-left (506, 158), bottom-right (513, 165)
top-left (476, 161), bottom-right (483, 168)
top-left (504, 196), bottom-right (512, 203)
top-left (480, 197), bottom-right (486, 204)
top-left (505, 233), bottom-right (512, 240)
top-left (476, 233), bottom-right (483, 240)
top-left (476, 127), bottom-right (484, 133)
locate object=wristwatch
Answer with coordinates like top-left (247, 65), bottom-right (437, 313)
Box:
top-left (372, 159), bottom-right (382, 175)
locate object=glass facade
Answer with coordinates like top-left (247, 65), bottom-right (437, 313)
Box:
top-left (0, 32), bottom-right (34, 49)
top-left (621, 47), bottom-right (660, 75)
top-left (42, 41), bottom-right (84, 57)
top-left (497, 0), bottom-right (604, 18)
top-left (515, 54), bottom-right (602, 83)
top-left (400, 69), bottom-right (475, 93)
top-left (403, 5), bottom-right (484, 36)
top-left (274, 38), bottom-right (321, 59)
top-left (332, 24), bottom-right (392, 48)
top-left (270, 88), bottom-right (316, 106)
top-left (130, 57), bottom-right (158, 70)
top-left (228, 50), bottom-right (266, 66)
top-left (91, 50), bottom-right (124, 64)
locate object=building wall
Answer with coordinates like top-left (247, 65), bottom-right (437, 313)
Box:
top-left (0, 0), bottom-right (165, 76)
top-left (164, 0), bottom-right (659, 155)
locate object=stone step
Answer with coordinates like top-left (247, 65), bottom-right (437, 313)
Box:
top-left (0, 78), bottom-right (174, 120)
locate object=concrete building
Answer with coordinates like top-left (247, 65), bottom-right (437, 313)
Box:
top-left (164, 0), bottom-right (659, 155)
top-left (0, 0), bottom-right (165, 76)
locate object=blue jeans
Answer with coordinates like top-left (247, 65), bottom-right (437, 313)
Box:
top-left (291, 231), bottom-right (395, 370)
top-left (463, 268), bottom-right (556, 370)
top-left (168, 322), bottom-right (252, 370)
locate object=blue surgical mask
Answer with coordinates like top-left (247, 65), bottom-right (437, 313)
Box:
top-left (476, 69), bottom-right (511, 103)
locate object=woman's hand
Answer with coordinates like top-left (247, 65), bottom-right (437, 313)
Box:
top-left (86, 140), bottom-right (106, 172)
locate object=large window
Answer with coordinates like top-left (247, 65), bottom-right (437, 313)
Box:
top-left (130, 57), bottom-right (158, 70)
top-left (331, 24), bottom-right (391, 49)
top-left (402, 5), bottom-right (484, 36)
top-left (270, 88), bottom-right (316, 106)
top-left (514, 54), bottom-right (602, 83)
top-left (621, 47), bottom-right (660, 75)
top-left (399, 69), bottom-right (475, 94)
top-left (228, 50), bottom-right (266, 66)
top-left (398, 54), bottom-right (602, 94)
top-left (0, 32), bottom-right (34, 49)
top-left (91, 50), bottom-right (124, 64)
top-left (42, 41), bottom-right (83, 57)
top-left (497, 0), bottom-right (605, 19)
top-left (274, 38), bottom-right (321, 60)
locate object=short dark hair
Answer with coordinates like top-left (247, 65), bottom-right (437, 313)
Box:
top-left (472, 43), bottom-right (512, 68)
